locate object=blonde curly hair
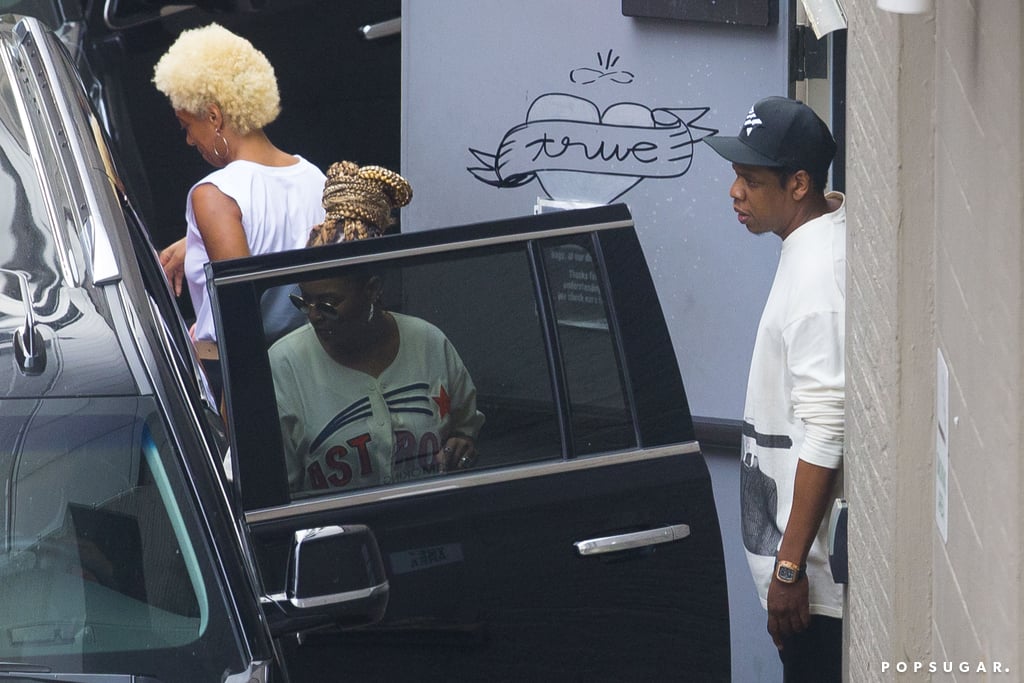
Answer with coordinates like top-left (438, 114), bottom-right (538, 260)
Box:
top-left (307, 161), bottom-right (413, 246)
top-left (152, 23), bottom-right (279, 135)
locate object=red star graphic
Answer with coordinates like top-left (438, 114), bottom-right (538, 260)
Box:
top-left (432, 385), bottom-right (451, 418)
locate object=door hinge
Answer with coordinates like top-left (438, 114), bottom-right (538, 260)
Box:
top-left (790, 24), bottom-right (829, 82)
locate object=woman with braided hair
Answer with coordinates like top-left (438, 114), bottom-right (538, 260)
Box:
top-left (306, 160), bottom-right (412, 246)
top-left (260, 160), bottom-right (414, 343)
top-left (152, 23), bottom-right (326, 399)
top-left (267, 162), bottom-right (484, 494)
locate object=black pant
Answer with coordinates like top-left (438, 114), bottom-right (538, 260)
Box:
top-left (779, 615), bottom-right (842, 683)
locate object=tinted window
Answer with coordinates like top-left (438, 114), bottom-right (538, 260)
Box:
top-left (253, 237), bottom-right (635, 500)
top-left (541, 239), bottom-right (634, 454)
top-left (0, 397), bottom-right (238, 677)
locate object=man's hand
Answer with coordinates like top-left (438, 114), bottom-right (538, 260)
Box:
top-left (767, 575), bottom-right (811, 650)
top-left (769, 459), bottom-right (839, 649)
top-left (159, 237), bottom-right (187, 296)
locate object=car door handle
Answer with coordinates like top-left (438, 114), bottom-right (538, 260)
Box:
top-left (573, 523), bottom-right (691, 556)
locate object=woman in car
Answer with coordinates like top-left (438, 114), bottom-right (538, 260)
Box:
top-left (270, 162), bottom-right (484, 493)
top-left (152, 23), bottom-right (325, 398)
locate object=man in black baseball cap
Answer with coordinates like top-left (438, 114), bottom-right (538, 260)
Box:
top-left (706, 96), bottom-right (836, 185)
top-left (707, 96), bottom-right (846, 683)
top-left (705, 96), bottom-right (839, 240)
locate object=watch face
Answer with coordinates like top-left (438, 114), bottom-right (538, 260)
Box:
top-left (777, 565), bottom-right (797, 582)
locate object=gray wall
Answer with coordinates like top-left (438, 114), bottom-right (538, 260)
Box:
top-left (845, 1), bottom-right (1024, 679)
top-left (400, 0), bottom-right (791, 421)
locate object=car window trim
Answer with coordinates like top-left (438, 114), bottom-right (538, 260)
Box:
top-left (590, 233), bottom-right (645, 447)
top-left (242, 440), bottom-right (701, 524)
top-left (209, 218), bottom-right (634, 288)
top-left (526, 239), bottom-right (575, 458)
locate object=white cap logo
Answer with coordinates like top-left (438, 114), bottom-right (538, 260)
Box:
top-left (743, 106), bottom-right (763, 136)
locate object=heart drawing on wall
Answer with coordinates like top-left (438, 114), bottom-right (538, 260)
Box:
top-left (468, 93), bottom-right (716, 204)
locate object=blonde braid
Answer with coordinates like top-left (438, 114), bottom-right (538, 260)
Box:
top-left (308, 161), bottom-right (413, 246)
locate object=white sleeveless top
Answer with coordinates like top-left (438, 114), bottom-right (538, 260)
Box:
top-left (184, 156), bottom-right (326, 341)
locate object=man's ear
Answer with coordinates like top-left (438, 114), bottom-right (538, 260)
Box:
top-left (790, 170), bottom-right (812, 202)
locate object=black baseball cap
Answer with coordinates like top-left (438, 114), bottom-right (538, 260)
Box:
top-left (705, 96), bottom-right (836, 176)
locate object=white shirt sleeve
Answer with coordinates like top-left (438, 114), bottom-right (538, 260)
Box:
top-left (785, 310), bottom-right (845, 469)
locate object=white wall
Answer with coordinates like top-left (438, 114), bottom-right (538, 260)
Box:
top-left (400, 0), bottom-right (792, 420)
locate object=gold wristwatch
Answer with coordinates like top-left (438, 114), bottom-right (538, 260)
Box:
top-left (774, 559), bottom-right (806, 584)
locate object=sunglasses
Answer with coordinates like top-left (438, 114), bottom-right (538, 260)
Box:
top-left (289, 293), bottom-right (342, 320)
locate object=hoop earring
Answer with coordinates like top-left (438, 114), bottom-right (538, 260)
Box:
top-left (213, 129), bottom-right (230, 159)
top-left (367, 303), bottom-right (375, 322)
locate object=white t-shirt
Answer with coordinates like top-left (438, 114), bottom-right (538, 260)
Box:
top-left (269, 313), bottom-right (486, 493)
top-left (184, 157), bottom-right (326, 341)
top-left (741, 192), bottom-right (846, 618)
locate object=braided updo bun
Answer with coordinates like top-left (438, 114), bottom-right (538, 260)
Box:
top-left (307, 161), bottom-right (413, 246)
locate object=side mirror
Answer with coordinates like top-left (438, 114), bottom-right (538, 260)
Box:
top-left (264, 525), bottom-right (389, 637)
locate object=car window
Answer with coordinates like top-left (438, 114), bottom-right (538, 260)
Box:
top-left (0, 397), bottom-right (236, 675)
top-left (252, 236), bottom-right (636, 500)
top-left (541, 239), bottom-right (634, 454)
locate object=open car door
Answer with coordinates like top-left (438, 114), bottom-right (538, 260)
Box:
top-left (209, 204), bottom-right (730, 681)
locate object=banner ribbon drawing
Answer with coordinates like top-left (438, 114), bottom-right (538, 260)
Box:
top-left (469, 106), bottom-right (716, 189)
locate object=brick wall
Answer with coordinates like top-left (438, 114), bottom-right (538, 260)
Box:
top-left (930, 3), bottom-right (1022, 677)
top-left (845, 1), bottom-right (1022, 679)
top-left (845, 3), bottom-right (903, 679)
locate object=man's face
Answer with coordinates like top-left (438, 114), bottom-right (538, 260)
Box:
top-left (728, 163), bottom-right (797, 239)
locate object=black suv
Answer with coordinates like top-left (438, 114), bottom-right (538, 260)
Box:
top-left (0, 14), bottom-right (730, 682)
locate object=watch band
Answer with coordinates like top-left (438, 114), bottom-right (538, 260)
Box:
top-left (774, 559), bottom-right (807, 584)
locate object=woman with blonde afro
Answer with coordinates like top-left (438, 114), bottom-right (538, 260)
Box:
top-left (153, 23), bottom-right (325, 398)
